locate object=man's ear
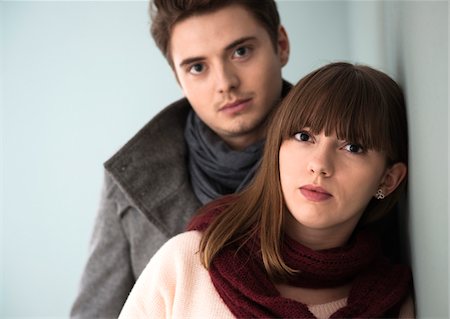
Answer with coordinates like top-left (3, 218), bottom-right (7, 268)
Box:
top-left (381, 162), bottom-right (407, 196)
top-left (277, 25), bottom-right (290, 67)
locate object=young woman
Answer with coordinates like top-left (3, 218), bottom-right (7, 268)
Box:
top-left (119, 62), bottom-right (414, 318)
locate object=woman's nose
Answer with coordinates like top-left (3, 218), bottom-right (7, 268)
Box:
top-left (307, 146), bottom-right (334, 177)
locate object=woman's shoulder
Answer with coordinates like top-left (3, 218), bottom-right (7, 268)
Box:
top-left (150, 230), bottom-right (203, 267)
top-left (134, 230), bottom-right (205, 295)
top-left (120, 232), bottom-right (222, 318)
top-left (159, 230), bottom-right (202, 251)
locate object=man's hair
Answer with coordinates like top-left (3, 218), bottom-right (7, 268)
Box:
top-left (197, 62), bottom-right (409, 280)
top-left (149, 0), bottom-right (281, 67)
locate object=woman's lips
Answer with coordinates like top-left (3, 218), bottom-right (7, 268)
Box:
top-left (300, 185), bottom-right (332, 202)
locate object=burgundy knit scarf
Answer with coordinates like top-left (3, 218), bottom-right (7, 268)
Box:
top-left (188, 199), bottom-right (412, 318)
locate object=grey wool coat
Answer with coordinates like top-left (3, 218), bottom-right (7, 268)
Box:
top-left (70, 99), bottom-right (202, 319)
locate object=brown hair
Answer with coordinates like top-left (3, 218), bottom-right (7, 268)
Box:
top-left (149, 0), bottom-right (281, 67)
top-left (198, 62), bottom-right (409, 280)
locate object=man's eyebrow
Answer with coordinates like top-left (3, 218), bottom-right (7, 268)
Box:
top-left (178, 36), bottom-right (257, 68)
top-left (179, 56), bottom-right (205, 68)
top-left (224, 36), bottom-right (256, 51)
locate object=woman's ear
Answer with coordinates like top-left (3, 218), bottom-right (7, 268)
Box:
top-left (380, 163), bottom-right (407, 197)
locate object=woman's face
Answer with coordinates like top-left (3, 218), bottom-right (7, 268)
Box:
top-left (278, 130), bottom-right (389, 248)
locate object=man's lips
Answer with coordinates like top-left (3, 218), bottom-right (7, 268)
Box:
top-left (299, 185), bottom-right (332, 202)
top-left (219, 98), bottom-right (252, 113)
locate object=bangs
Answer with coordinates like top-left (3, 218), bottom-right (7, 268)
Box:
top-left (279, 65), bottom-right (395, 158)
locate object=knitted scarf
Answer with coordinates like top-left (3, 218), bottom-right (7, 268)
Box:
top-left (184, 110), bottom-right (263, 205)
top-left (188, 197), bottom-right (412, 318)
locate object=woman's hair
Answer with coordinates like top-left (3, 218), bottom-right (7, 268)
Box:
top-left (198, 62), bottom-right (409, 280)
top-left (149, 0), bottom-right (281, 68)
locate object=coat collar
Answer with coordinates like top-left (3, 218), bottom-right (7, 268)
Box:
top-left (104, 98), bottom-right (200, 236)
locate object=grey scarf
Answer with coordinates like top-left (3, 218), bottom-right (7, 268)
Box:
top-left (184, 111), bottom-right (263, 204)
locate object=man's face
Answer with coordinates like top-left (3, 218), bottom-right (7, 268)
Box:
top-left (170, 4), bottom-right (289, 150)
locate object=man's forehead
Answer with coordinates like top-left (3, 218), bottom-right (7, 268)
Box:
top-left (169, 5), bottom-right (268, 62)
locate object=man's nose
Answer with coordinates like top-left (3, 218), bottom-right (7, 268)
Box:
top-left (216, 63), bottom-right (240, 94)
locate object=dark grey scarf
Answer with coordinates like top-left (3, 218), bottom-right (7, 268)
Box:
top-left (184, 111), bottom-right (263, 204)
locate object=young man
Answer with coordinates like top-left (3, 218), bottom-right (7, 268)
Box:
top-left (70, 0), bottom-right (290, 318)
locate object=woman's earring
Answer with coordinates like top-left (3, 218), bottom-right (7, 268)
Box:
top-left (375, 188), bottom-right (385, 200)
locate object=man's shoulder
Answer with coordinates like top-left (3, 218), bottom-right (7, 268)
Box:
top-left (145, 97), bottom-right (192, 132)
top-left (104, 97), bottom-right (191, 179)
top-left (106, 97), bottom-right (191, 166)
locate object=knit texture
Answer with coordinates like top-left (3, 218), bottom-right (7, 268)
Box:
top-left (118, 231), bottom-right (414, 318)
top-left (184, 109), bottom-right (263, 204)
top-left (188, 196), bottom-right (413, 318)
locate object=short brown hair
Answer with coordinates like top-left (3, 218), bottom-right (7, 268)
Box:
top-left (149, 0), bottom-right (281, 67)
top-left (198, 62), bottom-right (409, 280)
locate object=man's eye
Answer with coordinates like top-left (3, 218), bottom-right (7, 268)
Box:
top-left (294, 132), bottom-right (311, 142)
top-left (233, 46), bottom-right (250, 58)
top-left (344, 144), bottom-right (364, 153)
top-left (189, 63), bottom-right (204, 74)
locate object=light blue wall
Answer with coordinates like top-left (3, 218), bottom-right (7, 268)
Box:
top-left (277, 1), bottom-right (351, 78)
top-left (1, 1), bottom-right (448, 318)
top-left (348, 1), bottom-right (385, 68)
top-left (350, 2), bottom-right (449, 317)
top-left (1, 2), bottom-right (179, 317)
top-left (0, 1), bottom-right (5, 316)
top-left (383, 2), bottom-right (448, 317)
top-left (351, 3), bottom-right (449, 317)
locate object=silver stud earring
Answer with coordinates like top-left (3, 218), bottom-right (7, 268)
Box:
top-left (375, 189), bottom-right (385, 200)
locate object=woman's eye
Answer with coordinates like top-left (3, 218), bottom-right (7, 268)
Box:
top-left (344, 144), bottom-right (364, 153)
top-left (188, 63), bottom-right (205, 74)
top-left (294, 132), bottom-right (311, 142)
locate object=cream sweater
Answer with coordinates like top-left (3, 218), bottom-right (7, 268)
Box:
top-left (119, 231), bottom-right (414, 319)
